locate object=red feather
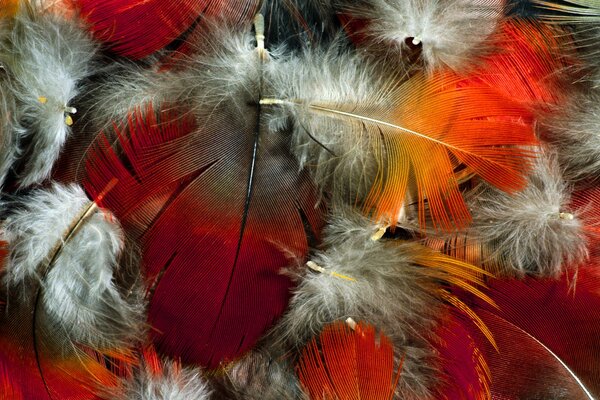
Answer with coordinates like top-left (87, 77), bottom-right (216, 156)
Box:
top-left (73, 0), bottom-right (260, 59)
top-left (84, 106), bottom-right (324, 368)
top-left (296, 321), bottom-right (401, 400)
top-left (455, 267), bottom-right (600, 399)
top-left (462, 20), bottom-right (576, 110)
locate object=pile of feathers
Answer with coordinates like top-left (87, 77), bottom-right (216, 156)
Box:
top-left (0, 0), bottom-right (599, 398)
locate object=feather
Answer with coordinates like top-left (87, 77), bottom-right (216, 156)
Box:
top-left (426, 149), bottom-right (588, 277)
top-left (458, 267), bottom-right (600, 399)
top-left (266, 48), bottom-right (538, 229)
top-left (74, 0), bottom-right (260, 59)
top-left (532, 0), bottom-right (600, 85)
top-left (114, 345), bottom-right (212, 400)
top-left (0, 1), bottom-right (97, 188)
top-left (321, 0), bottom-right (505, 72)
top-left (540, 90), bottom-right (600, 183)
top-left (2, 182), bottom-right (146, 348)
top-left (212, 350), bottom-right (307, 400)
top-left (463, 19), bottom-right (575, 109)
top-left (296, 321), bottom-right (401, 400)
top-left (0, 254), bottom-right (134, 399)
top-left (266, 207), bottom-right (494, 399)
top-left (83, 101), bottom-right (323, 368)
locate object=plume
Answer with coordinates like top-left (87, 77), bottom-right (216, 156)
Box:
top-left (266, 207), bottom-right (494, 399)
top-left (315, 0), bottom-right (505, 72)
top-left (74, 0), bottom-right (261, 59)
top-left (266, 46), bottom-right (538, 230)
top-left (2, 182), bottom-right (146, 348)
top-left (0, 0), bottom-right (97, 188)
top-left (115, 345), bottom-right (213, 400)
top-left (296, 321), bottom-right (401, 400)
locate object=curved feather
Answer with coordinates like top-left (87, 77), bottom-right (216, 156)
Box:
top-left (458, 267), bottom-right (600, 399)
top-left (273, 70), bottom-right (537, 230)
top-left (74, 0), bottom-right (260, 59)
top-left (296, 321), bottom-right (401, 400)
top-left (84, 105), bottom-right (324, 368)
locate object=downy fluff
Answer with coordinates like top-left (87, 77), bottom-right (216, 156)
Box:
top-left (117, 350), bottom-right (212, 400)
top-left (313, 0), bottom-right (504, 72)
top-left (2, 182), bottom-right (145, 347)
top-left (212, 350), bottom-right (307, 400)
top-left (459, 150), bottom-right (587, 276)
top-left (0, 1), bottom-right (96, 187)
top-left (540, 91), bottom-right (600, 183)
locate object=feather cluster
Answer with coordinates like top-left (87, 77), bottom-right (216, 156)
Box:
top-left (0, 0), bottom-right (598, 399)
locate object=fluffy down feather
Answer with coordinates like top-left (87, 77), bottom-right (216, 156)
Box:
top-left (540, 91), bottom-right (600, 183)
top-left (0, 1), bottom-right (96, 188)
top-left (212, 350), bottom-right (307, 400)
top-left (459, 150), bottom-right (586, 276)
top-left (2, 182), bottom-right (145, 348)
top-left (266, 208), bottom-right (447, 399)
top-left (318, 0), bottom-right (505, 72)
top-left (115, 348), bottom-right (212, 400)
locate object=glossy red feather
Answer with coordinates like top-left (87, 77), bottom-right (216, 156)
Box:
top-left (74, 0), bottom-right (260, 59)
top-left (84, 107), bottom-right (323, 368)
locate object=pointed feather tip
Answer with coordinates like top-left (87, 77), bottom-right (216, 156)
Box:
top-left (2, 182), bottom-right (146, 348)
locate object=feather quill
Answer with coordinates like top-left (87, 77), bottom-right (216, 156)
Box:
top-left (266, 48), bottom-right (538, 229)
top-left (83, 100), bottom-right (323, 367)
top-left (426, 150), bottom-right (588, 276)
top-left (458, 267), bottom-right (600, 399)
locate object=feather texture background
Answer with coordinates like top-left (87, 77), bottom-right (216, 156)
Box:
top-left (0, 0), bottom-right (597, 399)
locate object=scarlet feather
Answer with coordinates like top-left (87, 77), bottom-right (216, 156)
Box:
top-left (296, 321), bottom-right (401, 400)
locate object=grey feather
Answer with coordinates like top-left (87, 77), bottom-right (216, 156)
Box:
top-left (115, 355), bottom-right (212, 400)
top-left (310, 0), bottom-right (504, 72)
top-left (437, 150), bottom-right (588, 276)
top-left (265, 208), bottom-right (456, 399)
top-left (212, 350), bottom-right (307, 400)
top-left (540, 90), bottom-right (600, 183)
top-left (0, 1), bottom-right (96, 187)
top-left (2, 182), bottom-right (145, 348)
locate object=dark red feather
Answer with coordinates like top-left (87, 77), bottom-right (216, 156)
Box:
top-left (84, 106), bottom-right (323, 368)
top-left (455, 267), bottom-right (600, 399)
top-left (73, 0), bottom-right (260, 59)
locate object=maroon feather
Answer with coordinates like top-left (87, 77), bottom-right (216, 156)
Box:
top-left (84, 106), bottom-right (324, 368)
top-left (73, 0), bottom-right (260, 59)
